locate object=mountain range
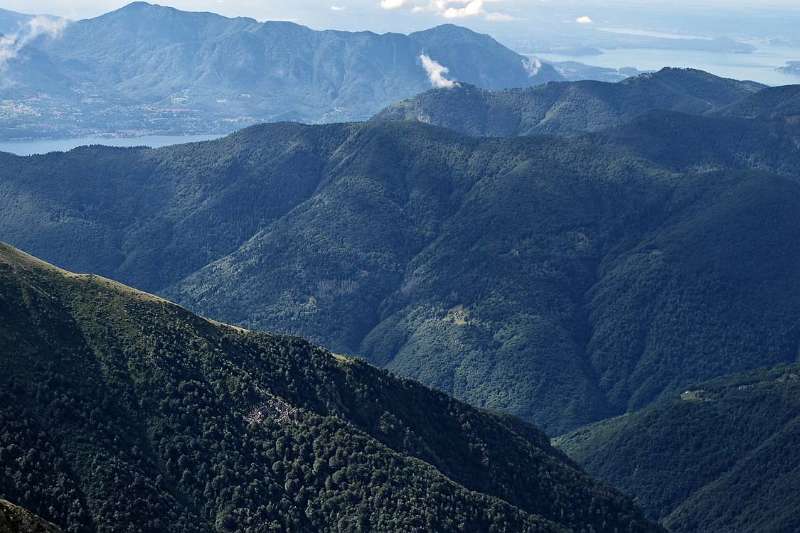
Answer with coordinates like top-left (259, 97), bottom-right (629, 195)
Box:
top-left (0, 242), bottom-right (656, 532)
top-left (556, 364), bottom-right (800, 533)
top-left (374, 68), bottom-right (765, 136)
top-left (0, 2), bottom-right (560, 140)
top-left (1, 69), bottom-right (799, 436)
top-left (1, 5), bottom-right (800, 525)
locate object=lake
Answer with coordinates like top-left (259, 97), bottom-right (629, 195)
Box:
top-left (538, 42), bottom-right (800, 86)
top-left (0, 134), bottom-right (226, 156)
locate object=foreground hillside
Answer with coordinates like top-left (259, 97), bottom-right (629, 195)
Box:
top-left (374, 68), bottom-right (764, 136)
top-left (2, 100), bottom-right (800, 433)
top-left (556, 364), bottom-right (800, 533)
top-left (0, 500), bottom-right (61, 533)
top-left (0, 2), bottom-right (560, 139)
top-left (0, 243), bottom-right (656, 532)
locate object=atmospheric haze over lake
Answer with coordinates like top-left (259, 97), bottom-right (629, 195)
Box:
top-left (0, 134), bottom-right (225, 156)
top-left (538, 41), bottom-right (800, 86)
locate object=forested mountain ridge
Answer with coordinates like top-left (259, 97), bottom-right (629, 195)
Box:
top-left (555, 364), bottom-right (800, 533)
top-left (0, 2), bottom-right (560, 139)
top-left (0, 242), bottom-right (657, 532)
top-left (373, 68), bottom-right (766, 137)
top-left (719, 83), bottom-right (800, 122)
top-left (2, 102), bottom-right (800, 434)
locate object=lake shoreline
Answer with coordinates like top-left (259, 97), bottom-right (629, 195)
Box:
top-left (0, 134), bottom-right (227, 156)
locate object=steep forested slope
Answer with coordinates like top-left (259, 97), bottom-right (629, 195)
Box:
top-left (0, 122), bottom-right (354, 292)
top-left (2, 109), bottom-right (800, 433)
top-left (374, 68), bottom-right (765, 137)
top-left (0, 500), bottom-right (62, 533)
top-left (0, 243), bottom-right (656, 533)
top-left (556, 364), bottom-right (800, 533)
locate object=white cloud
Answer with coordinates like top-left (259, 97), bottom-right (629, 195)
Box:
top-left (0, 16), bottom-right (68, 70)
top-left (522, 56), bottom-right (541, 76)
top-left (485, 12), bottom-right (514, 21)
top-left (420, 53), bottom-right (458, 88)
top-left (330, 4), bottom-right (346, 10)
top-left (576, 15), bottom-right (593, 24)
top-left (383, 0), bottom-right (508, 21)
top-left (380, 0), bottom-right (408, 10)
top-left (438, 0), bottom-right (484, 19)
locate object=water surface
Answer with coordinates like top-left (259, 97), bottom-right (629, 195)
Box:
top-left (538, 43), bottom-right (800, 86)
top-left (0, 134), bottom-right (225, 156)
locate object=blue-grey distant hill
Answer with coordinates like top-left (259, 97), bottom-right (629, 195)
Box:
top-left (0, 7), bottom-right (33, 34)
top-left (0, 2), bottom-right (561, 139)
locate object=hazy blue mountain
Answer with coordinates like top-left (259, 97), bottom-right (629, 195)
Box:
top-left (374, 68), bottom-right (766, 137)
top-left (0, 242), bottom-right (657, 532)
top-left (556, 364), bottom-right (800, 533)
top-left (1, 89), bottom-right (800, 434)
top-left (0, 8), bottom-right (32, 34)
top-left (0, 2), bottom-right (561, 140)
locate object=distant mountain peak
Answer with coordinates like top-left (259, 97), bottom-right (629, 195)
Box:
top-left (115, 1), bottom-right (162, 12)
top-left (101, 1), bottom-right (243, 22)
top-left (411, 23), bottom-right (493, 42)
top-left (625, 66), bottom-right (765, 88)
top-left (258, 19), bottom-right (311, 33)
top-left (424, 23), bottom-right (480, 33)
top-left (99, 1), bottom-right (183, 20)
top-left (622, 67), bottom-right (711, 82)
